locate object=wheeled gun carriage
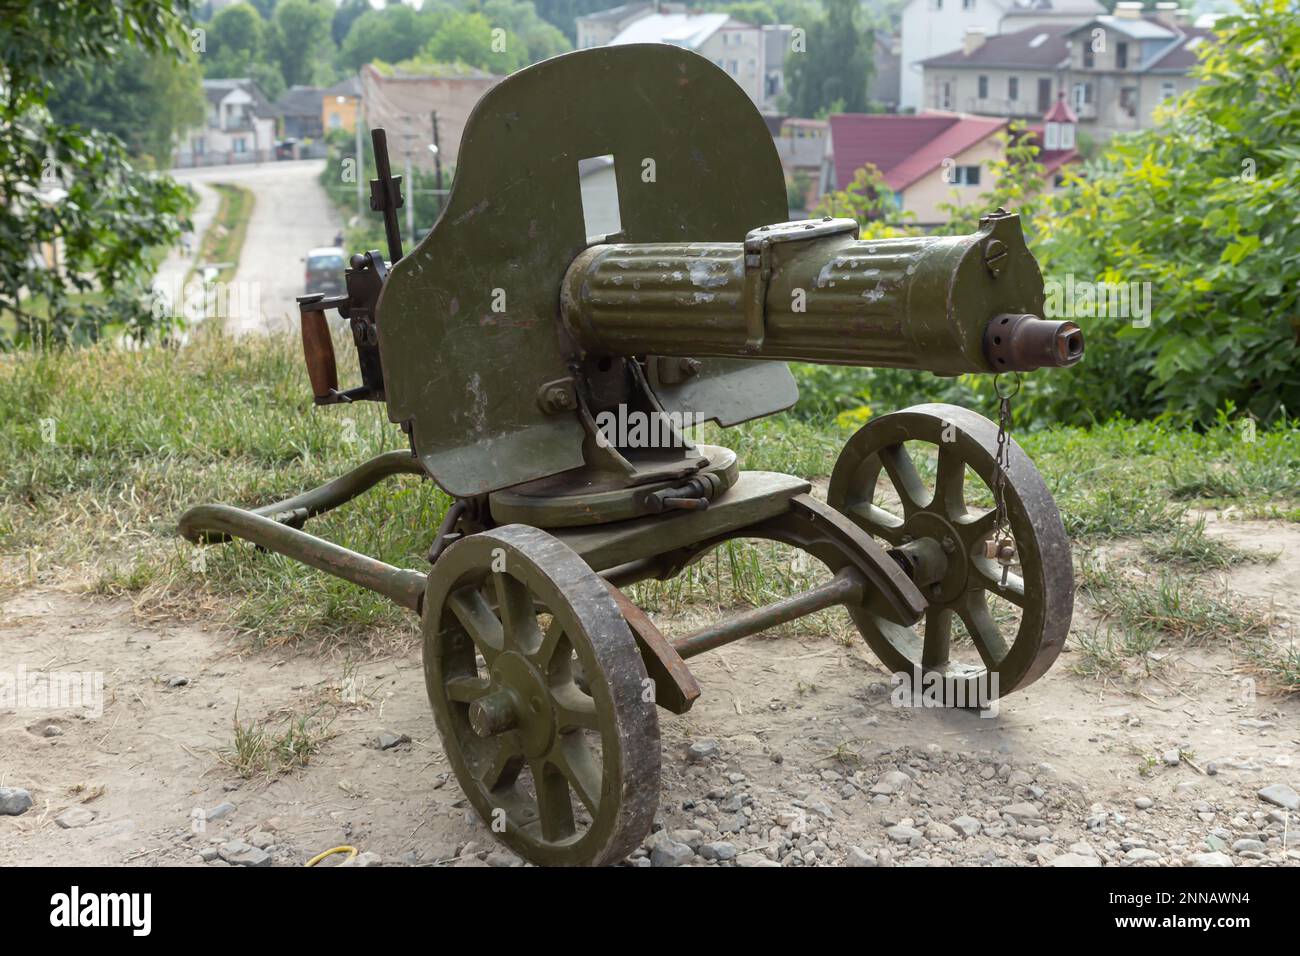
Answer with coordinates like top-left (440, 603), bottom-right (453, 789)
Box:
top-left (180, 44), bottom-right (1083, 866)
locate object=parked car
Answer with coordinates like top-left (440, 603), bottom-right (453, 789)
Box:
top-left (303, 246), bottom-right (346, 296)
top-left (275, 138), bottom-right (298, 161)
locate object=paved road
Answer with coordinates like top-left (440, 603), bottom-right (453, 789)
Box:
top-left (169, 159), bottom-right (343, 335)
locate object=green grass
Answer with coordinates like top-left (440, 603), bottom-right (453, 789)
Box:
top-left (1, 334), bottom-right (1297, 666)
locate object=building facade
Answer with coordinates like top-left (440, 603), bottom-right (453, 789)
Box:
top-left (899, 0), bottom-right (1104, 112)
top-left (175, 79), bottom-right (277, 167)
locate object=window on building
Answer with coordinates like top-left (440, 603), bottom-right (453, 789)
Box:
top-left (328, 112), bottom-right (342, 130)
top-left (1083, 46), bottom-right (1094, 69)
top-left (1037, 77), bottom-right (1052, 112)
top-left (978, 75), bottom-right (988, 99)
top-left (1116, 42), bottom-right (1128, 69)
top-left (962, 0), bottom-right (974, 8)
top-left (1120, 86), bottom-right (1137, 118)
top-left (950, 165), bottom-right (981, 186)
top-left (940, 81), bottom-right (953, 109)
top-left (233, 138), bottom-right (247, 154)
top-left (1008, 76), bottom-right (1019, 102)
top-left (1161, 81), bottom-right (1176, 101)
top-left (728, 60), bottom-right (738, 75)
top-left (1072, 82), bottom-right (1093, 110)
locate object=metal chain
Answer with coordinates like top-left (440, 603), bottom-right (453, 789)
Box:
top-left (989, 373), bottom-right (1021, 583)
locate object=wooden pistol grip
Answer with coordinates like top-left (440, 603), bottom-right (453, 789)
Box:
top-left (300, 309), bottom-right (338, 401)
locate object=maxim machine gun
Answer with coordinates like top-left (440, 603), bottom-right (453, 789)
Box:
top-left (180, 44), bottom-right (1083, 866)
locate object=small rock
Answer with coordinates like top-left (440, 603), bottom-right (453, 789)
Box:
top-left (206, 802), bottom-right (236, 821)
top-left (685, 740), bottom-right (720, 763)
top-left (1231, 839), bottom-right (1266, 854)
top-left (43, 725), bottom-right (64, 738)
top-left (1125, 848), bottom-right (1161, 863)
top-left (485, 850), bottom-right (522, 867)
top-left (372, 732), bottom-right (411, 751)
top-left (699, 841), bottom-right (738, 862)
top-left (886, 824), bottom-right (921, 844)
top-left (248, 830), bottom-right (275, 849)
top-left (55, 807), bottom-right (95, 829)
top-left (925, 822), bottom-right (959, 843)
top-left (1134, 797), bottom-right (1154, 810)
top-left (0, 788), bottom-right (33, 816)
top-left (871, 770), bottom-right (911, 795)
top-left (219, 841), bottom-right (271, 867)
top-left (1190, 851), bottom-right (1234, 868)
top-left (1002, 802), bottom-right (1041, 822)
top-left (951, 815), bottom-right (982, 838)
top-left (650, 842), bottom-right (695, 867)
top-left (1162, 749), bottom-right (1181, 767)
top-left (735, 854), bottom-right (780, 867)
top-left (339, 851), bottom-right (382, 867)
top-left (198, 847), bottom-right (220, 862)
top-left (1257, 784), bottom-right (1299, 812)
top-left (167, 676), bottom-right (190, 688)
top-left (845, 846), bottom-right (877, 867)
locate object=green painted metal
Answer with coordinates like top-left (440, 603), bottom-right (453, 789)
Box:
top-left (377, 44), bottom-right (794, 498)
top-left (422, 525), bottom-right (660, 865)
top-left (827, 403), bottom-right (1074, 701)
top-left (561, 211), bottom-right (1047, 375)
top-left (178, 504), bottom-right (427, 612)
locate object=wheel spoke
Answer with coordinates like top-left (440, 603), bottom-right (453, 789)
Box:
top-left (955, 508), bottom-right (998, 552)
top-left (921, 607), bottom-right (952, 668)
top-left (932, 444), bottom-right (968, 519)
top-left (878, 444), bottom-right (928, 515)
top-left (958, 591), bottom-right (1010, 670)
top-left (448, 585), bottom-right (504, 659)
top-left (494, 573), bottom-right (543, 654)
top-left (843, 501), bottom-right (906, 544)
top-left (553, 684), bottom-right (600, 732)
top-left (533, 615), bottom-right (567, 670)
top-left (551, 735), bottom-right (602, 817)
top-left (481, 739), bottom-right (525, 792)
top-left (445, 675), bottom-right (491, 703)
top-left (972, 558), bottom-right (1027, 607)
top-left (533, 759), bottom-right (576, 842)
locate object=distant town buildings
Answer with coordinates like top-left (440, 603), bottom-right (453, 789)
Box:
top-left (819, 93), bottom-right (1080, 226)
top-left (918, 2), bottom-right (1211, 139)
top-left (175, 79), bottom-right (278, 167)
top-left (577, 3), bottom-right (793, 112)
top-left (899, 0), bottom-right (1105, 112)
top-left (359, 63), bottom-right (501, 172)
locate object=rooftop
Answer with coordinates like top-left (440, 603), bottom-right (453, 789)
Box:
top-left (921, 23), bottom-right (1073, 69)
top-left (828, 113), bottom-right (1008, 193)
top-left (609, 12), bottom-right (744, 50)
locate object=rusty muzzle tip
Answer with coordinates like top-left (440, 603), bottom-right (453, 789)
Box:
top-left (984, 313), bottom-right (1085, 372)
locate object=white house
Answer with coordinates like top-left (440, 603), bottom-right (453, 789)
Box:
top-left (175, 79), bottom-right (277, 167)
top-left (899, 0), bottom-right (1103, 112)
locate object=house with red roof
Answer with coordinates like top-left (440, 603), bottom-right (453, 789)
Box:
top-left (820, 92), bottom-right (1080, 226)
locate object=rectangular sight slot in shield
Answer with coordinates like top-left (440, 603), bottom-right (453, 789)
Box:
top-left (578, 154), bottom-right (622, 241)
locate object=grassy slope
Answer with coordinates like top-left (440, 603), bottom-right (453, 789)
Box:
top-left (0, 333), bottom-right (1296, 685)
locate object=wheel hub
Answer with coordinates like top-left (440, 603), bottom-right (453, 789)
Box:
top-left (488, 652), bottom-right (556, 758)
top-left (899, 512), bottom-right (968, 603)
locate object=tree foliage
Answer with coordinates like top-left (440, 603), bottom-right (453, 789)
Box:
top-left (1032, 0), bottom-right (1300, 425)
top-left (0, 0), bottom-right (196, 346)
top-left (783, 0), bottom-right (874, 117)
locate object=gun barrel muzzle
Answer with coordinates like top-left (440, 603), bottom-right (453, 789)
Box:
top-left (983, 314), bottom-right (1084, 372)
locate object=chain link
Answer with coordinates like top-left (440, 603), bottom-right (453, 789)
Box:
top-left (990, 373), bottom-right (1021, 584)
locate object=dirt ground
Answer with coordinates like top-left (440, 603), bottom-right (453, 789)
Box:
top-left (0, 517), bottom-right (1296, 868)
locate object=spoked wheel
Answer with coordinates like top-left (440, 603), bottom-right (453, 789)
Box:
top-left (828, 403), bottom-right (1073, 703)
top-left (422, 524), bottom-right (659, 866)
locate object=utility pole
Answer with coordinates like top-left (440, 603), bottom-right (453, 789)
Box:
top-left (401, 117), bottom-right (416, 245)
top-left (431, 111), bottom-right (444, 217)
